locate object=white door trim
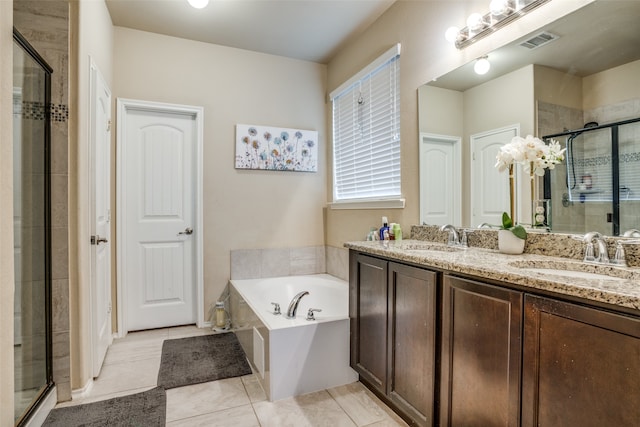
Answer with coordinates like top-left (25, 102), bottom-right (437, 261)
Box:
top-left (419, 132), bottom-right (462, 226)
top-left (116, 98), bottom-right (204, 337)
top-left (470, 124), bottom-right (521, 226)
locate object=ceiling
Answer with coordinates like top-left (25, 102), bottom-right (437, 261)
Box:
top-left (429, 0), bottom-right (640, 91)
top-left (105, 0), bottom-right (396, 64)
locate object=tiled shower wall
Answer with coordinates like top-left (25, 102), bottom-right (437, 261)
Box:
top-left (14, 0), bottom-right (71, 401)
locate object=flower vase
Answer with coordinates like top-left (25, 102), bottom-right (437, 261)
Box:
top-left (498, 229), bottom-right (525, 255)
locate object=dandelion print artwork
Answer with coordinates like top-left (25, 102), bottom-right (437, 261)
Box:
top-left (235, 124), bottom-right (318, 172)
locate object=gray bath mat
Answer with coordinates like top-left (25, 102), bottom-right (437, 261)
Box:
top-left (157, 332), bottom-right (252, 389)
top-left (43, 386), bottom-right (166, 426)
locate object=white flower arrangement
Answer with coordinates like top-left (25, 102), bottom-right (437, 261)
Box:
top-left (495, 135), bottom-right (566, 176)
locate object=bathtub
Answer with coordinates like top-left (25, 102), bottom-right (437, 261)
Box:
top-left (229, 274), bottom-right (358, 401)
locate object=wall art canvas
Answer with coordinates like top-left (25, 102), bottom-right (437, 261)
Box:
top-left (235, 124), bottom-right (318, 172)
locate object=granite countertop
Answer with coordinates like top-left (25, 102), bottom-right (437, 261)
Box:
top-left (345, 239), bottom-right (640, 313)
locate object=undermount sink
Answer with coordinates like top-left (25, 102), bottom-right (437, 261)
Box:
top-left (508, 260), bottom-right (637, 282)
top-left (398, 242), bottom-right (463, 253)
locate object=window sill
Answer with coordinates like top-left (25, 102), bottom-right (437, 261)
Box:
top-left (329, 198), bottom-right (405, 210)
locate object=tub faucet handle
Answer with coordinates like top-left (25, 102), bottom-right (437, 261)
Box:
top-left (271, 302), bottom-right (281, 315)
top-left (306, 308), bottom-right (322, 321)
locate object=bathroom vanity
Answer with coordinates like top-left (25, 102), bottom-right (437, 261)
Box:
top-left (346, 229), bottom-right (640, 427)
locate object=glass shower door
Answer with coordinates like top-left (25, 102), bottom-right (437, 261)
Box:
top-left (13, 30), bottom-right (53, 425)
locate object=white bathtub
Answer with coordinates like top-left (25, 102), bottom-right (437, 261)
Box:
top-left (229, 274), bottom-right (358, 401)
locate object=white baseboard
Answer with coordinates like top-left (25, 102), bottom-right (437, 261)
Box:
top-left (71, 379), bottom-right (94, 401)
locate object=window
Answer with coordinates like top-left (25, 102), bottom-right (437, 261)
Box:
top-left (331, 44), bottom-right (401, 207)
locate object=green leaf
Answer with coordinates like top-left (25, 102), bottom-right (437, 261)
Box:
top-left (511, 224), bottom-right (527, 240)
top-left (501, 212), bottom-right (513, 229)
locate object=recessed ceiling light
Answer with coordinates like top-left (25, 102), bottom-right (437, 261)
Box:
top-left (188, 0), bottom-right (209, 9)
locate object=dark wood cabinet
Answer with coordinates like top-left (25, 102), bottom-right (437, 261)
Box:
top-left (350, 250), bottom-right (640, 427)
top-left (388, 262), bottom-right (437, 426)
top-left (350, 252), bottom-right (389, 394)
top-left (440, 275), bottom-right (523, 427)
top-left (349, 252), bottom-right (437, 426)
top-left (522, 295), bottom-right (640, 427)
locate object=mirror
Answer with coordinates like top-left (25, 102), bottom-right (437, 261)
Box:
top-left (419, 0), bottom-right (640, 235)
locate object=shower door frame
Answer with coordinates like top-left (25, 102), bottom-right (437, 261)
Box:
top-left (543, 116), bottom-right (640, 236)
top-left (13, 28), bottom-right (54, 426)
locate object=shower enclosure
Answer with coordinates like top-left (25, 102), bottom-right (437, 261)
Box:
top-left (13, 29), bottom-right (54, 424)
top-left (543, 117), bottom-right (640, 236)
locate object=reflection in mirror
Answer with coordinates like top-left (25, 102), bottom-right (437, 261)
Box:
top-left (543, 118), bottom-right (640, 236)
top-left (418, 0), bottom-right (640, 235)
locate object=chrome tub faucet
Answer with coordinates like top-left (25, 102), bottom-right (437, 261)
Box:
top-left (286, 291), bottom-right (309, 318)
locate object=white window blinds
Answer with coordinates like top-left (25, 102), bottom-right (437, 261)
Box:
top-left (331, 44), bottom-right (401, 202)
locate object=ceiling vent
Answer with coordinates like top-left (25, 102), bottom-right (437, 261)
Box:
top-left (519, 31), bottom-right (559, 50)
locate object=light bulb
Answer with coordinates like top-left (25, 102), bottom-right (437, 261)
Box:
top-left (474, 57), bottom-right (491, 75)
top-left (445, 26), bottom-right (460, 43)
top-left (490, 0), bottom-right (510, 16)
top-left (467, 13), bottom-right (485, 31)
top-left (188, 0), bottom-right (209, 9)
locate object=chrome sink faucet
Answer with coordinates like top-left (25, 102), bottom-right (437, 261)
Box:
top-left (441, 224), bottom-right (470, 248)
top-left (441, 224), bottom-right (460, 246)
top-left (583, 231), bottom-right (610, 264)
top-left (286, 291), bottom-right (309, 318)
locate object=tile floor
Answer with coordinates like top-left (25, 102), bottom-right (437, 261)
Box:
top-left (56, 325), bottom-right (408, 426)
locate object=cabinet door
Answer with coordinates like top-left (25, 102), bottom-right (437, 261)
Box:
top-left (523, 295), bottom-right (640, 427)
top-left (388, 262), bottom-right (437, 427)
top-left (440, 275), bottom-right (523, 427)
top-left (350, 252), bottom-right (388, 394)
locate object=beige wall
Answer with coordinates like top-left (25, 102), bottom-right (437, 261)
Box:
top-left (583, 59), bottom-right (640, 110)
top-left (0, 1), bottom-right (15, 423)
top-left (70, 0), bottom-right (114, 391)
top-left (113, 26), bottom-right (327, 330)
top-left (534, 64), bottom-right (583, 110)
top-left (418, 85), bottom-right (463, 136)
top-left (325, 0), bottom-right (592, 247)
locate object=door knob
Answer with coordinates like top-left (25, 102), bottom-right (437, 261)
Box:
top-left (91, 235), bottom-right (108, 245)
top-left (178, 227), bottom-right (193, 235)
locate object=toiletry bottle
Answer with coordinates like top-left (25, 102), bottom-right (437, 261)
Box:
top-left (366, 227), bottom-right (378, 241)
top-left (379, 217), bottom-right (390, 241)
top-left (389, 223), bottom-right (396, 240)
top-left (393, 223), bottom-right (402, 241)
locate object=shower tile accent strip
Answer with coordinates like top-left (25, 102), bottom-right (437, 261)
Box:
top-left (13, 101), bottom-right (69, 122)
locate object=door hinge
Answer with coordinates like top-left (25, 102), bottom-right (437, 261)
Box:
top-left (107, 120), bottom-right (112, 132)
top-left (108, 302), bottom-right (112, 314)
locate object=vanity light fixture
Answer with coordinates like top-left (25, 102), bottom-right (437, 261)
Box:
top-left (187, 0), bottom-right (209, 9)
top-left (474, 56), bottom-right (491, 75)
top-left (446, 0), bottom-right (552, 49)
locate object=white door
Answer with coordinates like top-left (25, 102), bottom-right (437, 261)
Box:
top-left (420, 133), bottom-right (461, 226)
top-left (90, 61), bottom-right (112, 377)
top-left (118, 100), bottom-right (203, 332)
top-left (470, 125), bottom-right (519, 227)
